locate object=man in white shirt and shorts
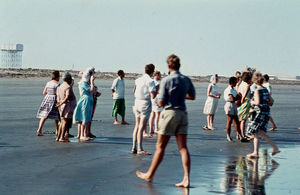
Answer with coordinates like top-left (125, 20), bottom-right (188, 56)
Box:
top-left (131, 64), bottom-right (157, 155)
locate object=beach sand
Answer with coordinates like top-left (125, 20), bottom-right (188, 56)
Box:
top-left (0, 78), bottom-right (300, 194)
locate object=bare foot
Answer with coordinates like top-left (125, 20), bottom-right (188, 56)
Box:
top-left (136, 171), bottom-right (152, 182)
top-left (143, 133), bottom-right (153, 138)
top-left (175, 177), bottom-right (190, 188)
top-left (130, 149), bottom-right (137, 154)
top-left (270, 150), bottom-right (280, 157)
top-left (247, 153), bottom-right (259, 159)
top-left (114, 121), bottom-right (121, 125)
top-left (65, 133), bottom-right (74, 138)
top-left (121, 121), bottom-right (129, 125)
top-left (137, 151), bottom-right (151, 155)
top-left (59, 139), bottom-right (69, 142)
top-left (80, 137), bottom-right (93, 141)
top-left (36, 131), bottom-right (43, 136)
top-left (269, 127), bottom-right (277, 131)
top-left (226, 135), bottom-right (232, 142)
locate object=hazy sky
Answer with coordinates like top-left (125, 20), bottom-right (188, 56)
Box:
top-left (1, 0), bottom-right (299, 76)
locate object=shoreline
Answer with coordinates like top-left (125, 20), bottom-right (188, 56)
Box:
top-left (1, 68), bottom-right (300, 85)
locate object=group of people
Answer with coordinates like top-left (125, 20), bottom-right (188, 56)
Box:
top-left (202, 70), bottom-right (278, 141)
top-left (36, 67), bottom-right (101, 142)
top-left (35, 54), bottom-right (280, 188)
top-left (201, 68), bottom-right (280, 159)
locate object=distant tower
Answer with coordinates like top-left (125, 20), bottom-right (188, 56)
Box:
top-left (1, 44), bottom-right (24, 68)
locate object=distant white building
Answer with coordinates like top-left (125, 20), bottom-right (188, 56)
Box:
top-left (1, 44), bottom-right (24, 68)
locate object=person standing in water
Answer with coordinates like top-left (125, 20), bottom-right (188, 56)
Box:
top-left (203, 74), bottom-right (221, 130)
top-left (136, 54), bottom-right (195, 188)
top-left (246, 72), bottom-right (280, 158)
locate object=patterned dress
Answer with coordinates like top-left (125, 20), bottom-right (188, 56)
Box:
top-left (73, 81), bottom-right (94, 123)
top-left (36, 81), bottom-right (60, 119)
top-left (246, 88), bottom-right (270, 135)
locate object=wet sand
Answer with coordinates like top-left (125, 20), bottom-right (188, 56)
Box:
top-left (1, 78), bottom-right (300, 194)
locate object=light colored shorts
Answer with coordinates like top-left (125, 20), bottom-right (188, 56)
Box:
top-left (158, 109), bottom-right (188, 136)
top-left (133, 99), bottom-right (152, 119)
top-left (224, 102), bottom-right (238, 115)
top-left (151, 98), bottom-right (163, 112)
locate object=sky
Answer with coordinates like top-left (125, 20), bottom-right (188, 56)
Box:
top-left (0, 0), bottom-right (299, 76)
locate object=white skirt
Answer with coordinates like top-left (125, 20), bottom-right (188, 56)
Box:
top-left (203, 97), bottom-right (218, 115)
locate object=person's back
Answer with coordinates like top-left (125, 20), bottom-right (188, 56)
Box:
top-left (134, 74), bottom-right (154, 100)
top-left (159, 71), bottom-right (194, 111)
top-left (257, 88), bottom-right (270, 112)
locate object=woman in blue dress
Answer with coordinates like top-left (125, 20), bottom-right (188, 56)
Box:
top-left (74, 67), bottom-right (95, 141)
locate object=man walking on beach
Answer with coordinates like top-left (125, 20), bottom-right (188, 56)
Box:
top-left (131, 64), bottom-right (157, 155)
top-left (111, 70), bottom-right (129, 125)
top-left (136, 54), bottom-right (196, 188)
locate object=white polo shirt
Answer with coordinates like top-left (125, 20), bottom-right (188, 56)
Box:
top-left (111, 77), bottom-right (125, 99)
top-left (134, 74), bottom-right (156, 100)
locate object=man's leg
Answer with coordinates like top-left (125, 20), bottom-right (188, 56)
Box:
top-left (175, 134), bottom-right (190, 188)
top-left (112, 100), bottom-right (120, 125)
top-left (120, 99), bottom-right (129, 125)
top-left (136, 134), bottom-right (170, 181)
top-left (131, 116), bottom-right (140, 153)
top-left (137, 118), bottom-right (150, 152)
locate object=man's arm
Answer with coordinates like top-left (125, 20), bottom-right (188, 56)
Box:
top-left (186, 78), bottom-right (196, 100)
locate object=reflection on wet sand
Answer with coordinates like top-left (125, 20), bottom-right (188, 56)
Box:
top-left (221, 149), bottom-right (279, 194)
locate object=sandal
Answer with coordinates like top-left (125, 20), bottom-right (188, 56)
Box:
top-left (137, 151), bottom-right (151, 155)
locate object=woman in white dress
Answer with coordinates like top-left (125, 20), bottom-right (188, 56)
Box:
top-left (203, 74), bottom-right (221, 130)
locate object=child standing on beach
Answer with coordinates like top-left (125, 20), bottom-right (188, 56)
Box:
top-left (148, 71), bottom-right (162, 135)
top-left (36, 70), bottom-right (60, 136)
top-left (224, 77), bottom-right (248, 142)
top-left (246, 72), bottom-right (280, 158)
top-left (203, 74), bottom-right (221, 130)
